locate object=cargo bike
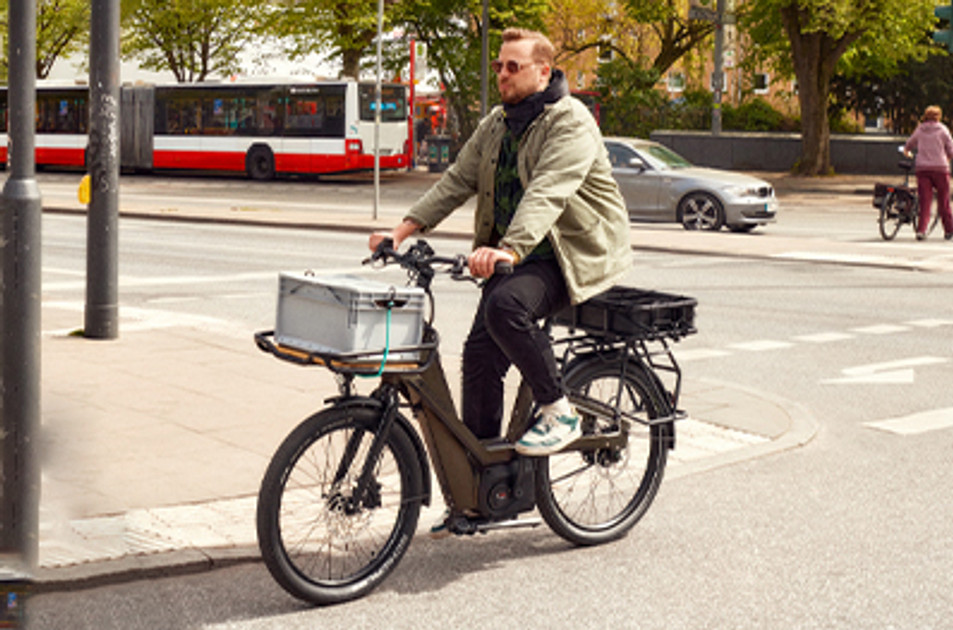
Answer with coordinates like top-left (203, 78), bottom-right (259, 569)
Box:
top-left (253, 239), bottom-right (698, 606)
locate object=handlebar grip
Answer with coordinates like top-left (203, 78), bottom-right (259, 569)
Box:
top-left (374, 237), bottom-right (395, 259)
top-left (494, 260), bottom-right (514, 275)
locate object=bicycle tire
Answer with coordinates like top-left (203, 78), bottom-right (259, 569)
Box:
top-left (256, 405), bottom-right (424, 605)
top-left (879, 191), bottom-right (904, 241)
top-left (915, 207), bottom-right (941, 237)
top-left (535, 357), bottom-right (671, 546)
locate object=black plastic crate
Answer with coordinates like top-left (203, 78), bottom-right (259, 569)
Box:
top-left (553, 286), bottom-right (697, 340)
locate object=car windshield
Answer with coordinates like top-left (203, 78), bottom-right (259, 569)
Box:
top-left (638, 143), bottom-right (693, 170)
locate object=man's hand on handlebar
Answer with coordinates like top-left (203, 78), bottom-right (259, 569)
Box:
top-left (468, 246), bottom-right (516, 278)
top-left (369, 218), bottom-right (421, 253)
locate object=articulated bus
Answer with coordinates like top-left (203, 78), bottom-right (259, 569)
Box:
top-left (0, 80), bottom-right (411, 179)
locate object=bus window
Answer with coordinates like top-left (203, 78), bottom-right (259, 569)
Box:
top-left (359, 84), bottom-right (407, 123)
top-left (160, 95), bottom-right (201, 135)
top-left (284, 85), bottom-right (345, 138)
top-left (36, 92), bottom-right (87, 134)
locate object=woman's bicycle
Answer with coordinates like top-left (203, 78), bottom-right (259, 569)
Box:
top-left (873, 156), bottom-right (939, 240)
top-left (253, 239), bottom-right (697, 606)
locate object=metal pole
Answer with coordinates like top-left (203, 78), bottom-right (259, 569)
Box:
top-left (1, 0), bottom-right (42, 584)
top-left (373, 0), bottom-right (383, 220)
top-left (711, 0), bottom-right (725, 135)
top-left (85, 0), bottom-right (120, 339)
top-left (480, 0), bottom-right (489, 117)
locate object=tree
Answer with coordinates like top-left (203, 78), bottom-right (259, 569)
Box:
top-left (272, 0), bottom-right (395, 79)
top-left (549, 0), bottom-right (715, 91)
top-left (743, 0), bottom-right (935, 175)
top-left (389, 0), bottom-right (549, 145)
top-left (0, 0), bottom-right (89, 80)
top-left (832, 46), bottom-right (953, 135)
top-left (121, 0), bottom-right (262, 82)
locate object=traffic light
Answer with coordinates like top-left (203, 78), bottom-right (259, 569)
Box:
top-left (934, 2), bottom-right (953, 52)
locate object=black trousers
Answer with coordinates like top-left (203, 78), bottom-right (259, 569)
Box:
top-left (461, 258), bottom-right (571, 439)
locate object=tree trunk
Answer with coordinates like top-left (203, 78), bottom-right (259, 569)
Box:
top-left (341, 49), bottom-right (361, 80)
top-left (780, 4), bottom-right (862, 176)
top-left (794, 64), bottom-right (832, 175)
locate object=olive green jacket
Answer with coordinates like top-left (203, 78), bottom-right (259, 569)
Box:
top-left (406, 95), bottom-right (632, 305)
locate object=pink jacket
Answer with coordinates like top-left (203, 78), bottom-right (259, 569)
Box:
top-left (905, 121), bottom-right (953, 172)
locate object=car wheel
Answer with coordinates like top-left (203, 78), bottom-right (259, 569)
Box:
top-left (678, 192), bottom-right (724, 231)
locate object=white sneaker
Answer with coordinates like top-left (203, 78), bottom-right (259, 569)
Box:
top-left (515, 410), bottom-right (582, 456)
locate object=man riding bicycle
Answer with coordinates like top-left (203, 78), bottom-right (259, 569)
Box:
top-left (370, 28), bottom-right (631, 459)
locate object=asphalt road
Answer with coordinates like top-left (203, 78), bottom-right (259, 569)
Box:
top-left (27, 214), bottom-right (953, 629)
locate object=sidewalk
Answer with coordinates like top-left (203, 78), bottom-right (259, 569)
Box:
top-left (31, 168), bottom-right (908, 588)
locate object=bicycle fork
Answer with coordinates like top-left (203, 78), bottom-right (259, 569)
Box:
top-left (332, 385), bottom-right (402, 514)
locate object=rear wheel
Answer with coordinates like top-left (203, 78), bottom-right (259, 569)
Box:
top-left (257, 405), bottom-right (423, 605)
top-left (536, 358), bottom-right (671, 546)
top-left (879, 191), bottom-right (904, 240)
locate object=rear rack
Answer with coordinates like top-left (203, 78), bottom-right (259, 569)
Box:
top-left (552, 286), bottom-right (697, 342)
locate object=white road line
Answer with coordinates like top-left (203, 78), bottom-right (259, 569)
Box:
top-left (851, 324), bottom-right (910, 335)
top-left (727, 340), bottom-right (795, 352)
top-left (907, 318), bottom-right (953, 328)
top-left (865, 408), bottom-right (953, 435)
top-left (676, 348), bottom-right (733, 362)
top-left (793, 332), bottom-right (855, 343)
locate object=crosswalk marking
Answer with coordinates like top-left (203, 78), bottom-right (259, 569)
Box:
top-left (727, 340), bottom-right (795, 352)
top-left (794, 332), bottom-right (855, 343)
top-left (850, 324), bottom-right (910, 335)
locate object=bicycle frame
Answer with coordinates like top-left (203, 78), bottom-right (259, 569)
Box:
top-left (257, 314), bottom-right (683, 520)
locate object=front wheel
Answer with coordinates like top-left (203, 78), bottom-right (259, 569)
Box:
top-left (536, 358), bottom-right (671, 546)
top-left (879, 191), bottom-right (904, 240)
top-left (679, 192), bottom-right (725, 231)
top-left (256, 405), bottom-right (424, 605)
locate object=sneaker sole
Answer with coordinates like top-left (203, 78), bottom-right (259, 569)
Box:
top-left (514, 432), bottom-right (582, 456)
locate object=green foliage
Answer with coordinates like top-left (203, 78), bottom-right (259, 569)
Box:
top-left (271, 0), bottom-right (387, 78)
top-left (388, 0), bottom-right (549, 145)
top-left (0, 0), bottom-right (90, 80)
top-left (741, 0), bottom-right (937, 174)
top-left (723, 98), bottom-right (788, 132)
top-left (121, 0), bottom-right (262, 82)
top-left (832, 44), bottom-right (953, 135)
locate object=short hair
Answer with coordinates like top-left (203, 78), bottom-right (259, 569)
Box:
top-left (924, 105), bottom-right (942, 122)
top-left (501, 28), bottom-right (555, 66)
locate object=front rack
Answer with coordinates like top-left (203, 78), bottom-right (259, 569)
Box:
top-left (254, 328), bottom-right (439, 376)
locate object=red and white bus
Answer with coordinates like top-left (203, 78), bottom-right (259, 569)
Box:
top-left (0, 79), bottom-right (411, 179)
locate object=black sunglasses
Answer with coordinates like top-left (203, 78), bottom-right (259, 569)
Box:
top-left (491, 59), bottom-right (537, 75)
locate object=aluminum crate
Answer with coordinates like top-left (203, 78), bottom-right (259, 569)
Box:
top-left (275, 273), bottom-right (426, 361)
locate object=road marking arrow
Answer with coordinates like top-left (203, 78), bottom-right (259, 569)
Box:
top-left (866, 408), bottom-right (953, 435)
top-left (822, 356), bottom-right (948, 385)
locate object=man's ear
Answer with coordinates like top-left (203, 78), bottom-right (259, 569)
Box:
top-left (539, 63), bottom-right (552, 84)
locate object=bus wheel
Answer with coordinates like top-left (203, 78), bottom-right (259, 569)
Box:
top-left (246, 145), bottom-right (275, 181)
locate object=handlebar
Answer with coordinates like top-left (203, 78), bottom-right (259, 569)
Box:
top-left (365, 238), bottom-right (513, 291)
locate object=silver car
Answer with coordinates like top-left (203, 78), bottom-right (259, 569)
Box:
top-left (605, 137), bottom-right (779, 232)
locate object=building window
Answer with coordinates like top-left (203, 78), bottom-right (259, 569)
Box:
top-left (753, 73), bottom-right (770, 95)
top-left (667, 72), bottom-right (685, 93)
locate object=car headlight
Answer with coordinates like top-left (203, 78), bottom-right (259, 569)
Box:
top-left (721, 184), bottom-right (771, 199)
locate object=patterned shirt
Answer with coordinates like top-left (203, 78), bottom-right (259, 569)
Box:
top-left (493, 127), bottom-right (553, 261)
